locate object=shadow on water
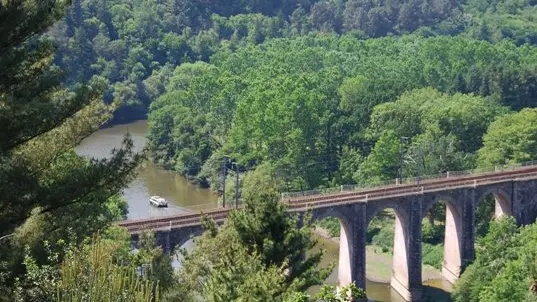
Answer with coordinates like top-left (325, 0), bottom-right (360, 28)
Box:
top-left (364, 281), bottom-right (452, 302)
top-left (421, 285), bottom-right (452, 302)
top-left (311, 232), bottom-right (453, 302)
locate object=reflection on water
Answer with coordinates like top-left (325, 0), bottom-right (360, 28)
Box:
top-left (76, 120), bottom-right (452, 301)
top-left (75, 120), bottom-right (218, 219)
top-left (311, 233), bottom-right (453, 301)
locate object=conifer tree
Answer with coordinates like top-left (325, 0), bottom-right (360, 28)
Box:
top-left (176, 175), bottom-right (332, 301)
top-left (0, 0), bottom-right (143, 297)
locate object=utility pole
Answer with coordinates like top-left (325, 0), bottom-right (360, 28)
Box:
top-left (417, 145), bottom-right (422, 184)
top-left (234, 162), bottom-right (239, 208)
top-left (221, 156), bottom-right (228, 208)
top-left (399, 137), bottom-right (410, 184)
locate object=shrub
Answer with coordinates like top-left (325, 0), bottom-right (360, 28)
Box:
top-left (371, 224), bottom-right (394, 253)
top-left (422, 221), bottom-right (444, 244)
top-left (422, 243), bottom-right (443, 269)
top-left (318, 217), bottom-right (340, 237)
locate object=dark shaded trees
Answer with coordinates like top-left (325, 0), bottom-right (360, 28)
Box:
top-left (0, 0), bottom-right (142, 298)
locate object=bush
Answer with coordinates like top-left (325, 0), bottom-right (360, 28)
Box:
top-left (422, 221), bottom-right (444, 244)
top-left (366, 227), bottom-right (380, 244)
top-left (371, 224), bottom-right (394, 253)
top-left (422, 243), bottom-right (443, 269)
top-left (314, 283), bottom-right (366, 301)
top-left (318, 217), bottom-right (340, 237)
top-left (368, 210), bottom-right (395, 246)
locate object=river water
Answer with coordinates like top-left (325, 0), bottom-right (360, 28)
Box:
top-left (75, 120), bottom-right (218, 219)
top-left (76, 120), bottom-right (452, 301)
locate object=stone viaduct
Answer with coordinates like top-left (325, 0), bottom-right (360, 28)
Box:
top-left (118, 164), bottom-right (537, 301)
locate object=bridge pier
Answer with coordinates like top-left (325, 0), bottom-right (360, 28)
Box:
top-left (440, 189), bottom-right (476, 284)
top-left (120, 169), bottom-right (537, 302)
top-left (390, 198), bottom-right (423, 301)
top-left (513, 180), bottom-right (537, 225)
top-left (311, 204), bottom-right (367, 293)
top-left (337, 204), bottom-right (367, 291)
top-left (494, 192), bottom-right (512, 218)
top-left (441, 200), bottom-right (462, 283)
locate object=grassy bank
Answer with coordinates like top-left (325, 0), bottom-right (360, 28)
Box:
top-left (313, 228), bottom-right (443, 282)
top-left (316, 209), bottom-right (445, 270)
top-left (311, 231), bottom-right (453, 301)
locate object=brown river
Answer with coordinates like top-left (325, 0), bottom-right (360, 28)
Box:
top-left (76, 120), bottom-right (452, 301)
top-left (75, 120), bottom-right (219, 220)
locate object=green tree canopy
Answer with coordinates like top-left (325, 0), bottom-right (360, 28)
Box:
top-left (176, 190), bottom-right (332, 301)
top-left (149, 35), bottom-right (536, 191)
top-left (358, 88), bottom-right (506, 183)
top-left (478, 108), bottom-right (537, 167)
top-left (453, 217), bottom-right (537, 302)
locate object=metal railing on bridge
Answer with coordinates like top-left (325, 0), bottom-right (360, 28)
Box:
top-left (280, 160), bottom-right (537, 200)
top-left (120, 160), bottom-right (537, 229)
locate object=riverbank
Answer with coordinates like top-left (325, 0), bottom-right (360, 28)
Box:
top-left (76, 120), bottom-right (218, 220)
top-left (313, 226), bottom-right (445, 283)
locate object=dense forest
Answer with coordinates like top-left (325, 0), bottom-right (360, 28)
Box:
top-left (45, 0), bottom-right (537, 191)
top-left (148, 35), bottom-right (536, 193)
top-left (50, 0), bottom-right (537, 123)
top-left (2, 0), bottom-right (537, 301)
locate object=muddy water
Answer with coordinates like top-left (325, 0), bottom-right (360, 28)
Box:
top-left (311, 233), bottom-right (453, 301)
top-left (75, 120), bottom-right (218, 219)
top-left (76, 120), bottom-right (452, 301)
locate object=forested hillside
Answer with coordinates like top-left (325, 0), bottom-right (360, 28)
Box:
top-left (3, 0), bottom-right (537, 300)
top-left (48, 0), bottom-right (537, 232)
top-left (148, 34), bottom-right (537, 191)
top-left (51, 0), bottom-right (537, 122)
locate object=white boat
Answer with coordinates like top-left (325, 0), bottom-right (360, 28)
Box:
top-left (149, 196), bottom-right (168, 207)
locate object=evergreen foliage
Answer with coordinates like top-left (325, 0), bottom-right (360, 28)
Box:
top-left (56, 236), bottom-right (159, 302)
top-left (176, 189), bottom-right (333, 301)
top-left (15, 234), bottom-right (160, 302)
top-left (0, 0), bottom-right (143, 298)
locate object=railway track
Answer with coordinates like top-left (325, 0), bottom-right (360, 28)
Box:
top-left (118, 164), bottom-right (537, 233)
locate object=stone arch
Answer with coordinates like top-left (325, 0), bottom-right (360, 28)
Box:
top-left (476, 186), bottom-right (513, 218)
top-left (151, 225), bottom-right (206, 254)
top-left (366, 199), bottom-right (408, 226)
top-left (421, 193), bottom-right (460, 219)
top-left (173, 225), bottom-right (206, 248)
top-left (422, 193), bottom-right (464, 284)
top-left (365, 199), bottom-right (419, 300)
top-left (311, 206), bottom-right (353, 230)
top-left (310, 206), bottom-right (358, 289)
